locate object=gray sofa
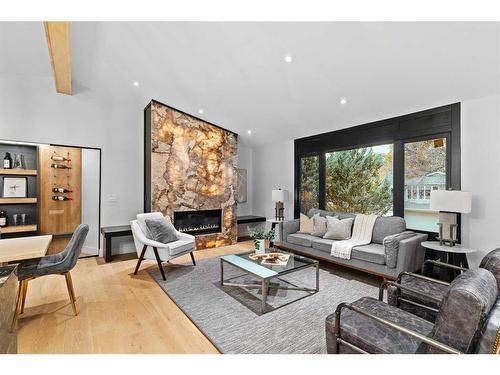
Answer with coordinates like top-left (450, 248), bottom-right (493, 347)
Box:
top-left (276, 208), bottom-right (427, 279)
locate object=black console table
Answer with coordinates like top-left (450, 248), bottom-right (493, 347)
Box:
top-left (101, 225), bottom-right (133, 262)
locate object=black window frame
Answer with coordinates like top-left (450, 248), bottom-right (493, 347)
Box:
top-left (294, 103), bottom-right (461, 238)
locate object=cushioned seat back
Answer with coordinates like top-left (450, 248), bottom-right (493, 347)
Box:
top-left (307, 208), bottom-right (335, 218)
top-left (480, 248), bottom-right (500, 290)
top-left (371, 216), bottom-right (406, 244)
top-left (424, 269), bottom-right (498, 353)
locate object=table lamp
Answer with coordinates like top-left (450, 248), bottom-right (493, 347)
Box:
top-left (430, 190), bottom-right (472, 247)
top-left (272, 189), bottom-right (287, 221)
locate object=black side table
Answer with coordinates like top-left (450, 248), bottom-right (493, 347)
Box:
top-left (101, 225), bottom-right (133, 262)
top-left (421, 241), bottom-right (476, 281)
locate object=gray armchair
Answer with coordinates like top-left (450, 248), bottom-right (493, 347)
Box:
top-left (12, 224), bottom-right (89, 330)
top-left (382, 248), bottom-right (500, 322)
top-left (326, 268), bottom-right (499, 354)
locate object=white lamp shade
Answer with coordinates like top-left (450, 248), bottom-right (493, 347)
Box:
top-left (272, 189), bottom-right (286, 202)
top-left (430, 190), bottom-right (472, 213)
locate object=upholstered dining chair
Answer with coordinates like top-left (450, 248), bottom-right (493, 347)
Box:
top-left (326, 268), bottom-right (500, 354)
top-left (380, 248), bottom-right (500, 322)
top-left (130, 212), bottom-right (196, 281)
top-left (12, 224), bottom-right (89, 330)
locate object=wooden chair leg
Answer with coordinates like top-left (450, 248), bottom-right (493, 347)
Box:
top-left (11, 280), bottom-right (25, 331)
top-left (64, 272), bottom-right (78, 316)
top-left (190, 251), bottom-right (196, 266)
top-left (20, 279), bottom-right (29, 314)
top-left (152, 247), bottom-right (166, 281)
top-left (134, 245), bottom-right (147, 275)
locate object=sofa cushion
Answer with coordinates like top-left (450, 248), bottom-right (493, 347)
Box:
top-left (351, 243), bottom-right (386, 265)
top-left (286, 233), bottom-right (317, 247)
top-left (372, 216), bottom-right (406, 244)
top-left (312, 238), bottom-right (336, 252)
top-left (323, 216), bottom-right (354, 240)
top-left (335, 297), bottom-right (433, 354)
top-left (298, 213), bottom-right (317, 234)
top-left (168, 239), bottom-right (195, 256)
top-left (145, 217), bottom-right (178, 244)
top-left (311, 215), bottom-right (328, 237)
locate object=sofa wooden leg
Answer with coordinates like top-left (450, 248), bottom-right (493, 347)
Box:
top-left (190, 251), bottom-right (196, 266)
top-left (134, 245), bottom-right (147, 275)
top-left (152, 247), bottom-right (166, 280)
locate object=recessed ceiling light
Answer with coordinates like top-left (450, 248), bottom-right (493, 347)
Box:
top-left (284, 55), bottom-right (293, 63)
top-left (198, 109), bottom-right (204, 115)
top-left (133, 81), bottom-right (140, 87)
top-left (247, 130), bottom-right (252, 135)
top-left (340, 98), bottom-right (348, 105)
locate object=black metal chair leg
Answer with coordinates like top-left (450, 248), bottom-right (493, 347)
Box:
top-left (134, 245), bottom-right (147, 275)
top-left (190, 251), bottom-right (196, 266)
top-left (152, 247), bottom-right (166, 280)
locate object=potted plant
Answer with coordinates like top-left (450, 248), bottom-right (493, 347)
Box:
top-left (249, 227), bottom-right (276, 254)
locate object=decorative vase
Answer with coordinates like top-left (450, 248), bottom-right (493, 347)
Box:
top-left (255, 239), bottom-right (266, 255)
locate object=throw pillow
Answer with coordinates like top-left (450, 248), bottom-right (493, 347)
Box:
top-left (323, 216), bottom-right (354, 240)
top-left (311, 215), bottom-right (328, 237)
top-left (298, 213), bottom-right (317, 234)
top-left (144, 217), bottom-right (178, 244)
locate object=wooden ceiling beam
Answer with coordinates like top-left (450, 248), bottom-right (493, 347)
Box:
top-left (43, 21), bottom-right (71, 95)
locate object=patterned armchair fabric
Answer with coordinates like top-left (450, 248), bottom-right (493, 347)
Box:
top-left (327, 269), bottom-right (498, 354)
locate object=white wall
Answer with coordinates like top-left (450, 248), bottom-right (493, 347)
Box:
top-left (236, 145), bottom-right (253, 216)
top-left (252, 140), bottom-right (294, 221)
top-left (0, 75), bottom-right (142, 255)
top-left (461, 94), bottom-right (500, 267)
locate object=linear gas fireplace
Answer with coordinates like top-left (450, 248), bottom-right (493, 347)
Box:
top-left (173, 209), bottom-right (222, 236)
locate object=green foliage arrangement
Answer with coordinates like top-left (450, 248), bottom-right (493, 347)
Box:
top-left (248, 227), bottom-right (276, 249)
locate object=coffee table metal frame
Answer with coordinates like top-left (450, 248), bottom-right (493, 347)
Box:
top-left (220, 250), bottom-right (319, 313)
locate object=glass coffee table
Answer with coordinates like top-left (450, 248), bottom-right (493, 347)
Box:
top-left (220, 249), bottom-right (319, 313)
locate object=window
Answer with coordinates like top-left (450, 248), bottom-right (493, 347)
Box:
top-left (299, 155), bottom-right (319, 214)
top-left (293, 103), bottom-right (459, 235)
top-left (404, 138), bottom-right (447, 232)
top-left (325, 144), bottom-right (393, 215)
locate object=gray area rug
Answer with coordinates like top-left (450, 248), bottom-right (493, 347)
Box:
top-left (148, 257), bottom-right (378, 354)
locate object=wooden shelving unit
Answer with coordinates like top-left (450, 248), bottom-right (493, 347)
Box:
top-left (0, 168), bottom-right (37, 176)
top-left (0, 224), bottom-right (37, 234)
top-left (0, 197), bottom-right (37, 204)
top-left (0, 143), bottom-right (39, 238)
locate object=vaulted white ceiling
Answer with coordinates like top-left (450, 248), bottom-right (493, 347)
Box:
top-left (1, 22), bottom-right (499, 146)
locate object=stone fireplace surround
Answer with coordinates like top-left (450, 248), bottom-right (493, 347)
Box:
top-left (144, 100), bottom-right (238, 249)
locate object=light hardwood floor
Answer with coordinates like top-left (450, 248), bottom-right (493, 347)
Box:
top-left (17, 241), bottom-right (253, 354)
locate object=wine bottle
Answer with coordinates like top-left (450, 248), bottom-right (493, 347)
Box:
top-left (52, 195), bottom-right (73, 201)
top-left (3, 152), bottom-right (12, 169)
top-left (51, 154), bottom-right (71, 162)
top-left (52, 187), bottom-right (73, 193)
top-left (0, 210), bottom-right (7, 227)
top-left (51, 163), bottom-right (71, 169)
